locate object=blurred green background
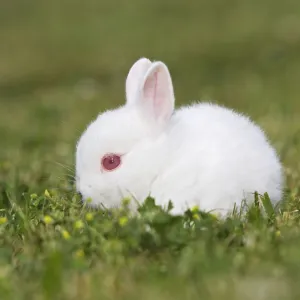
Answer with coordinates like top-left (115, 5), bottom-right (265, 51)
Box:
top-left (2, 1), bottom-right (300, 299)
top-left (1, 0), bottom-right (300, 191)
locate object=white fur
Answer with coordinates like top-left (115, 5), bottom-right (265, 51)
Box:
top-left (125, 57), bottom-right (152, 105)
top-left (75, 57), bottom-right (284, 216)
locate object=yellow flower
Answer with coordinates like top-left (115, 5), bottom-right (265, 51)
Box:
top-left (85, 213), bottom-right (94, 221)
top-left (86, 197), bottom-right (92, 204)
top-left (74, 220), bottom-right (84, 229)
top-left (191, 205), bottom-right (199, 213)
top-left (122, 197), bottom-right (131, 206)
top-left (74, 249), bottom-right (84, 258)
top-left (44, 189), bottom-right (51, 197)
top-left (209, 213), bottom-right (219, 220)
top-left (43, 215), bottom-right (53, 225)
top-left (0, 217), bottom-right (8, 225)
top-left (192, 213), bottom-right (200, 220)
top-left (118, 216), bottom-right (128, 227)
top-left (61, 230), bottom-right (71, 240)
top-left (275, 230), bottom-right (281, 237)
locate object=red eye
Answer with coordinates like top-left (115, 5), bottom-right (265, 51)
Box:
top-left (101, 154), bottom-right (121, 171)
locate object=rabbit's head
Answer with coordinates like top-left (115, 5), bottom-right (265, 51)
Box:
top-left (75, 58), bottom-right (175, 208)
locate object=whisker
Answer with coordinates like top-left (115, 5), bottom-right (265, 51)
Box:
top-left (54, 161), bottom-right (75, 173)
top-left (63, 174), bottom-right (76, 180)
top-left (56, 120), bottom-right (85, 137)
top-left (55, 171), bottom-right (75, 181)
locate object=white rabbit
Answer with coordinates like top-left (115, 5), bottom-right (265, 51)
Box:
top-left (75, 57), bottom-right (284, 216)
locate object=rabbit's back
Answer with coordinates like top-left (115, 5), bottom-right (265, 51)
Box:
top-left (151, 102), bottom-right (283, 215)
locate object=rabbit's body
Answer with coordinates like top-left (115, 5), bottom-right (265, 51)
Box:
top-left (148, 103), bottom-right (282, 214)
top-left (76, 58), bottom-right (283, 216)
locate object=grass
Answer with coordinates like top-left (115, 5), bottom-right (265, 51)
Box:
top-left (1, 0), bottom-right (300, 299)
top-left (1, 192), bottom-right (299, 300)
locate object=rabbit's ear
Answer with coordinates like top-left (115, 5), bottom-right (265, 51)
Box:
top-left (126, 58), bottom-right (152, 105)
top-left (139, 61), bottom-right (175, 124)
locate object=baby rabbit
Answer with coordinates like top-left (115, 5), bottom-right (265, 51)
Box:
top-left (75, 57), bottom-right (283, 216)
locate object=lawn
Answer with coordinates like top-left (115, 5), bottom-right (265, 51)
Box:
top-left (1, 1), bottom-right (300, 299)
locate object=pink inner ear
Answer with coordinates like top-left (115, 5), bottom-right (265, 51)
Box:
top-left (144, 71), bottom-right (158, 101)
top-left (143, 71), bottom-right (167, 119)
